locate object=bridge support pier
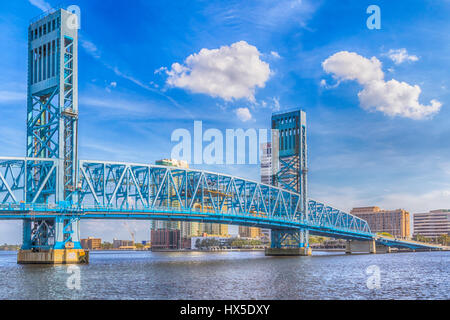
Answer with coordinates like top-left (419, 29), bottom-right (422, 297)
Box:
top-left (345, 240), bottom-right (377, 254)
top-left (375, 244), bottom-right (392, 254)
top-left (18, 216), bottom-right (88, 264)
top-left (265, 229), bottom-right (312, 256)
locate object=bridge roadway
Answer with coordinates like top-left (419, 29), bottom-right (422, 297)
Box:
top-left (0, 158), bottom-right (443, 251)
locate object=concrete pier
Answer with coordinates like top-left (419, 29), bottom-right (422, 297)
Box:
top-left (375, 245), bottom-right (392, 254)
top-left (17, 249), bottom-right (89, 264)
top-left (345, 240), bottom-right (376, 254)
top-left (345, 240), bottom-right (393, 254)
top-left (265, 247), bottom-right (312, 256)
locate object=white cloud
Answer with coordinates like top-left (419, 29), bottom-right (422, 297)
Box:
top-left (80, 39), bottom-right (101, 59)
top-left (387, 48), bottom-right (419, 65)
top-left (235, 107), bottom-right (252, 122)
top-left (322, 51), bottom-right (442, 119)
top-left (29, 0), bottom-right (52, 12)
top-left (165, 41), bottom-right (271, 101)
top-left (358, 79), bottom-right (442, 119)
top-left (271, 51), bottom-right (281, 59)
top-left (322, 51), bottom-right (384, 85)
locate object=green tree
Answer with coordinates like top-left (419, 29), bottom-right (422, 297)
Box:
top-left (438, 234), bottom-right (450, 246)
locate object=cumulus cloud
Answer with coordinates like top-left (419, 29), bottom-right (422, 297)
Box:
top-left (235, 107), bottom-right (252, 122)
top-left (358, 79), bottom-right (442, 119)
top-left (387, 48), bottom-right (419, 65)
top-left (322, 51), bottom-right (442, 119)
top-left (29, 0), bottom-right (52, 12)
top-left (322, 51), bottom-right (384, 85)
top-left (165, 41), bottom-right (271, 101)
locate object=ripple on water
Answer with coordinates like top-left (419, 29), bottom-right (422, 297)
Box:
top-left (0, 250), bottom-right (448, 300)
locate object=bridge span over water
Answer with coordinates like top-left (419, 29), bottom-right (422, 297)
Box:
top-left (0, 8), bottom-right (442, 264)
top-left (0, 158), bottom-right (442, 254)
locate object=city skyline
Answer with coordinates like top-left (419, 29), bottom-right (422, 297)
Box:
top-left (0, 0), bottom-right (449, 243)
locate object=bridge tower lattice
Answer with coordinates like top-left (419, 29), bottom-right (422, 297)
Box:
top-left (270, 110), bottom-right (309, 249)
top-left (22, 8), bottom-right (81, 250)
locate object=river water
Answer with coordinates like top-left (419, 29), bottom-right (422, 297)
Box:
top-left (0, 250), bottom-right (448, 300)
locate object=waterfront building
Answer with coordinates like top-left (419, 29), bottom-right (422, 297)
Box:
top-left (80, 237), bottom-right (101, 250)
top-left (190, 236), bottom-right (231, 250)
top-left (350, 206), bottom-right (411, 239)
top-left (238, 226), bottom-right (262, 239)
top-left (113, 239), bottom-right (135, 249)
top-left (151, 229), bottom-right (181, 250)
top-left (413, 209), bottom-right (450, 240)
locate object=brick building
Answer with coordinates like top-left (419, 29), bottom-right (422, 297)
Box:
top-left (80, 237), bottom-right (102, 250)
top-left (350, 206), bottom-right (411, 239)
top-left (151, 229), bottom-right (181, 250)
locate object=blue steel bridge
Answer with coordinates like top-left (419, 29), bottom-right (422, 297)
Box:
top-left (0, 8), bottom-right (442, 261)
top-left (0, 158), bottom-right (441, 252)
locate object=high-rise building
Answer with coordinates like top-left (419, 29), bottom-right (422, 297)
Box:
top-left (259, 142), bottom-right (273, 243)
top-left (350, 206), bottom-right (411, 239)
top-left (260, 142), bottom-right (272, 185)
top-left (413, 209), bottom-right (450, 240)
top-left (201, 223), bottom-right (229, 237)
top-left (238, 226), bottom-right (261, 239)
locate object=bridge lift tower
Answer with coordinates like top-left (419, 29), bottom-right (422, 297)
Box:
top-left (267, 109), bottom-right (311, 255)
top-left (18, 8), bottom-right (86, 263)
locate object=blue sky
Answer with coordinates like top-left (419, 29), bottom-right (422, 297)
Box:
top-left (0, 0), bottom-right (449, 243)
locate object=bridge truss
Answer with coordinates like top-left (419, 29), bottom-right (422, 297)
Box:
top-left (0, 158), bottom-right (375, 246)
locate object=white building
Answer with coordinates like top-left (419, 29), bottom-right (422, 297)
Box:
top-left (260, 142), bottom-right (273, 242)
top-left (413, 209), bottom-right (450, 239)
top-left (260, 142), bottom-right (272, 185)
top-left (190, 236), bottom-right (231, 250)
